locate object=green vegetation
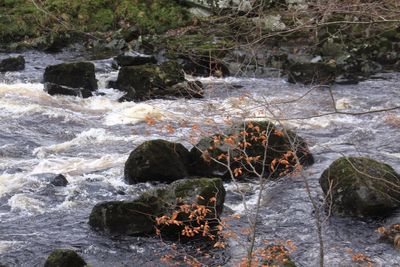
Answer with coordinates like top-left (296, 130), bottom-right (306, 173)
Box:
top-left (0, 0), bottom-right (192, 44)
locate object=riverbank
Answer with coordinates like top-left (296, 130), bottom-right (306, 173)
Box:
top-left (2, 0), bottom-right (400, 84)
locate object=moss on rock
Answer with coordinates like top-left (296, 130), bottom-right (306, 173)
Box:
top-left (189, 120), bottom-right (314, 179)
top-left (89, 178), bottom-right (225, 238)
top-left (124, 139), bottom-right (190, 184)
top-left (116, 61), bottom-right (185, 100)
top-left (320, 157), bottom-right (400, 217)
top-left (0, 55), bottom-right (25, 72)
top-left (44, 249), bottom-right (86, 267)
top-left (43, 61), bottom-right (97, 97)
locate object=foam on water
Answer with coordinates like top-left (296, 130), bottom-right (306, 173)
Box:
top-left (104, 102), bottom-right (172, 125)
top-left (0, 241), bottom-right (26, 254)
top-left (33, 128), bottom-right (136, 157)
top-left (31, 154), bottom-right (128, 176)
top-left (8, 194), bottom-right (46, 215)
top-left (0, 173), bottom-right (42, 197)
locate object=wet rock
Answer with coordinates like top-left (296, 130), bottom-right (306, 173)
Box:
top-left (115, 61), bottom-right (185, 101)
top-left (124, 139), bottom-right (190, 184)
top-left (189, 120), bottom-right (314, 179)
top-left (113, 52), bottom-right (157, 68)
top-left (286, 60), bottom-right (337, 85)
top-left (44, 249), bottom-right (86, 267)
top-left (44, 83), bottom-right (93, 98)
top-left (106, 80), bottom-right (117, 89)
top-left (320, 157), bottom-right (400, 217)
top-left (89, 178), bottom-right (225, 238)
top-left (51, 174), bottom-right (69, 187)
top-left (0, 56), bottom-right (25, 72)
top-left (43, 62), bottom-right (97, 98)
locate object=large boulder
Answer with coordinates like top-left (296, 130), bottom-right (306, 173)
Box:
top-left (115, 61), bottom-right (185, 101)
top-left (89, 178), bottom-right (225, 239)
top-left (0, 56), bottom-right (25, 72)
top-left (124, 139), bottom-right (190, 184)
top-left (43, 62), bottom-right (97, 98)
top-left (320, 157), bottom-right (400, 217)
top-left (44, 249), bottom-right (86, 267)
top-left (189, 121), bottom-right (314, 179)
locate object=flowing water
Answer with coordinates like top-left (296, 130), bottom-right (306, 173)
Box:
top-left (0, 51), bottom-right (399, 267)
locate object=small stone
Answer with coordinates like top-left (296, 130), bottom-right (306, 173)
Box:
top-left (51, 174), bottom-right (69, 187)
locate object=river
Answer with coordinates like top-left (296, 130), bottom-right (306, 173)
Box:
top-left (0, 50), bottom-right (399, 266)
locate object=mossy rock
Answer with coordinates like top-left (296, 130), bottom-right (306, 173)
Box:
top-left (44, 249), bottom-right (86, 267)
top-left (116, 61), bottom-right (185, 101)
top-left (43, 61), bottom-right (97, 98)
top-left (189, 120), bottom-right (314, 179)
top-left (320, 157), bottom-right (400, 217)
top-left (89, 178), bottom-right (225, 238)
top-left (0, 55), bottom-right (25, 72)
top-left (43, 61), bottom-right (97, 90)
top-left (124, 139), bottom-right (190, 184)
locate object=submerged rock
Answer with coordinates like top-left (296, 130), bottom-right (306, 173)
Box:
top-left (115, 61), bottom-right (185, 101)
top-left (320, 157), bottom-right (400, 217)
top-left (43, 62), bottom-right (97, 98)
top-left (89, 178), bottom-right (225, 238)
top-left (124, 139), bottom-right (190, 184)
top-left (44, 249), bottom-right (86, 267)
top-left (50, 174), bottom-right (69, 187)
top-left (189, 120), bottom-right (314, 179)
top-left (0, 56), bottom-right (25, 72)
